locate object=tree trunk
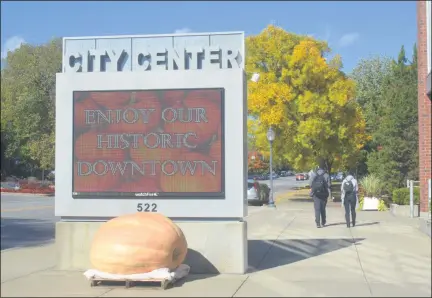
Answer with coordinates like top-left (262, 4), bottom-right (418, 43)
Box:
top-left (325, 160), bottom-right (333, 201)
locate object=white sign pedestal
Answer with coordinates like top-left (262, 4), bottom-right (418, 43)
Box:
top-left (55, 32), bottom-right (248, 274)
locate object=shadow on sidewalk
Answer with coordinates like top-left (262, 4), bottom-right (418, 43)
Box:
top-left (183, 249), bottom-right (220, 274)
top-left (325, 222), bottom-right (380, 227)
top-left (1, 217), bottom-right (54, 250)
top-left (248, 237), bottom-right (364, 272)
top-left (286, 198), bottom-right (313, 203)
top-left (172, 249), bottom-right (221, 286)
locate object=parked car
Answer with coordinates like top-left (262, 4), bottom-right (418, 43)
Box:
top-left (0, 181), bottom-right (20, 191)
top-left (331, 172), bottom-right (344, 182)
top-left (296, 173), bottom-right (308, 181)
top-left (256, 174), bottom-right (267, 180)
top-left (248, 174), bottom-right (266, 180)
top-left (247, 179), bottom-right (260, 204)
top-left (247, 179), bottom-right (271, 206)
top-left (280, 171), bottom-right (293, 177)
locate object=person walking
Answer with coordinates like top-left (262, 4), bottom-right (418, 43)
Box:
top-left (341, 172), bottom-right (359, 228)
top-left (309, 163), bottom-right (331, 228)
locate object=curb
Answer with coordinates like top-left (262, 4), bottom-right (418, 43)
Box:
top-left (0, 192), bottom-right (54, 198)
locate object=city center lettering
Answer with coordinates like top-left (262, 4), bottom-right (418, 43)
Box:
top-left (67, 47), bottom-right (241, 72)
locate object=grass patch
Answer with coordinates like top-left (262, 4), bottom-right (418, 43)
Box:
top-left (276, 188), bottom-right (311, 203)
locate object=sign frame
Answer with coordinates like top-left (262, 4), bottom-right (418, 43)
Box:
top-left (55, 69), bottom-right (247, 219)
top-left (71, 87), bottom-right (226, 199)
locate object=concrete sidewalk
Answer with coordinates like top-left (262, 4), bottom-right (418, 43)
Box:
top-left (1, 201), bottom-right (431, 297)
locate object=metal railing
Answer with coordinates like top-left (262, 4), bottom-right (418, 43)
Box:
top-left (406, 179), bottom-right (432, 219)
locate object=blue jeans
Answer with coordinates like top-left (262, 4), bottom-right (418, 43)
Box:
top-left (313, 196), bottom-right (327, 225)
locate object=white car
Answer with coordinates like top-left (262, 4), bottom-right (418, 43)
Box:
top-left (247, 179), bottom-right (260, 205)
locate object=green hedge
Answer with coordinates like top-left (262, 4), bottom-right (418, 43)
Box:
top-left (392, 188), bottom-right (420, 205)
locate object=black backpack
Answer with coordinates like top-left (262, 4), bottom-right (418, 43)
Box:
top-left (343, 180), bottom-right (356, 199)
top-left (311, 172), bottom-right (328, 199)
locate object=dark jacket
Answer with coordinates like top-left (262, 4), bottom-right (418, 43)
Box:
top-left (309, 168), bottom-right (331, 199)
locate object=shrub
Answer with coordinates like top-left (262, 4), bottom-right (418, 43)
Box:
top-left (358, 185), bottom-right (365, 198)
top-left (392, 188), bottom-right (420, 205)
top-left (20, 182), bottom-right (39, 190)
top-left (357, 197), bottom-right (364, 211)
top-left (359, 174), bottom-right (383, 198)
top-left (40, 180), bottom-right (52, 188)
top-left (27, 176), bottom-right (38, 182)
top-left (378, 199), bottom-right (388, 211)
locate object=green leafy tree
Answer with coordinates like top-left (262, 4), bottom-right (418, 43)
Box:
top-left (1, 38), bottom-right (62, 176)
top-left (366, 45), bottom-right (419, 193)
top-left (350, 55), bottom-right (393, 176)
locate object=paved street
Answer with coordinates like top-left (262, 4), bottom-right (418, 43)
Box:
top-left (1, 193), bottom-right (57, 251)
top-left (0, 177), bottom-right (301, 251)
top-left (1, 198), bottom-right (430, 297)
top-left (260, 176), bottom-right (306, 196)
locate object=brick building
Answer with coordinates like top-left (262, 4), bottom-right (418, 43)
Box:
top-left (417, 1), bottom-right (431, 214)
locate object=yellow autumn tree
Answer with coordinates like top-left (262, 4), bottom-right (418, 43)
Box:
top-left (247, 25), bottom-right (368, 174)
top-left (248, 117), bottom-right (290, 170)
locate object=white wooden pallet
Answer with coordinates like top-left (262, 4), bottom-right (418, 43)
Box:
top-left (89, 276), bottom-right (173, 290)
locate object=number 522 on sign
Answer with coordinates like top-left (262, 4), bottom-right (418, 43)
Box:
top-left (137, 203), bottom-right (157, 212)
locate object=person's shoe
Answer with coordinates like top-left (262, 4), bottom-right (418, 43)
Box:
top-left (347, 223), bottom-right (351, 228)
top-left (352, 222), bottom-right (355, 227)
top-left (316, 224), bottom-right (322, 228)
top-left (321, 222), bottom-right (326, 227)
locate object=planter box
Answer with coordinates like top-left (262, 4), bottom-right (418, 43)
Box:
top-left (363, 197), bottom-right (379, 211)
top-left (419, 218), bottom-right (431, 238)
top-left (390, 203), bottom-right (420, 217)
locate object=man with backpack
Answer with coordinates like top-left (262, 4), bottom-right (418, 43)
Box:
top-left (309, 164), bottom-right (331, 228)
top-left (341, 172), bottom-right (359, 228)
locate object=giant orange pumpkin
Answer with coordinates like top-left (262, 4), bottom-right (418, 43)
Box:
top-left (90, 212), bottom-right (188, 274)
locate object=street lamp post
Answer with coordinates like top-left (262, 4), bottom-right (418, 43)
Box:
top-left (251, 72), bottom-right (276, 208)
top-left (266, 127), bottom-right (276, 207)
